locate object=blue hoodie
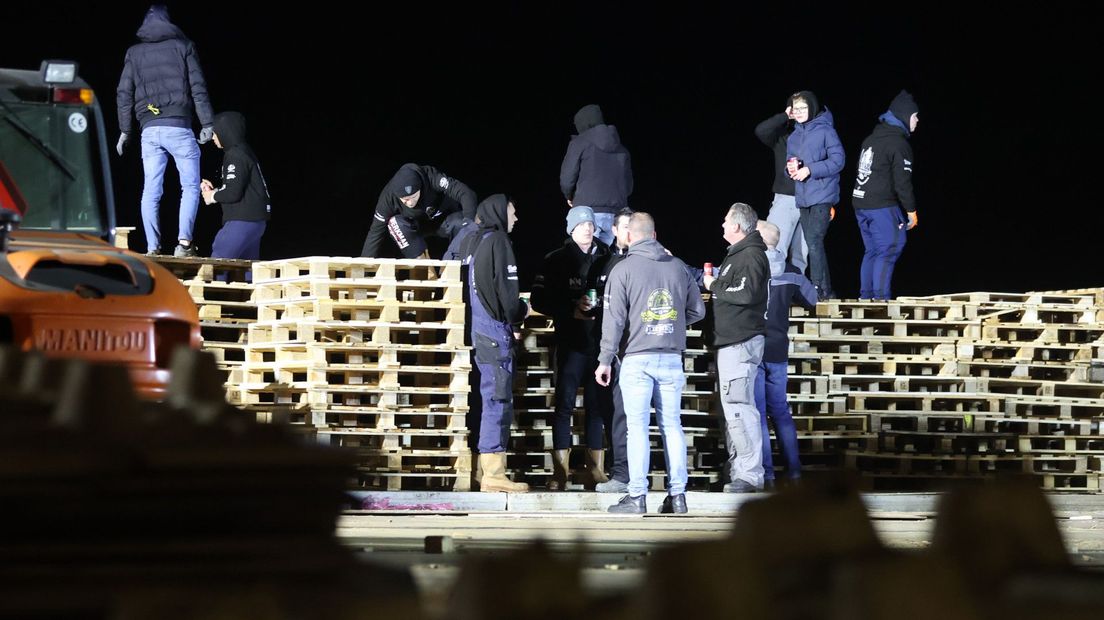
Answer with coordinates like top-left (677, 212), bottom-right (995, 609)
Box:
top-left (786, 108), bottom-right (846, 208)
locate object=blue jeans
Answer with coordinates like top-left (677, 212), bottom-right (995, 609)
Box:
top-left (619, 353), bottom-right (687, 497)
top-left (593, 211), bottom-right (615, 247)
top-left (798, 203), bottom-right (835, 299)
top-left (856, 207), bottom-right (907, 300)
top-left (755, 361), bottom-right (802, 480)
top-left (140, 126), bottom-right (200, 252)
top-left (767, 193), bottom-right (808, 274)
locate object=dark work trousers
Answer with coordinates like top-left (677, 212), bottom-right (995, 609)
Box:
top-left (856, 207), bottom-right (908, 300)
top-left (552, 348), bottom-right (612, 450)
top-left (798, 203), bottom-right (835, 299)
top-left (469, 266), bottom-right (516, 454)
top-left (211, 220), bottom-right (266, 260)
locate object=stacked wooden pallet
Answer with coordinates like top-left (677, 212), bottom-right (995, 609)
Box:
top-left (151, 256), bottom-right (256, 403)
top-left (797, 290), bottom-right (1104, 491)
top-left (239, 257), bottom-right (472, 491)
top-left (511, 307), bottom-right (734, 489)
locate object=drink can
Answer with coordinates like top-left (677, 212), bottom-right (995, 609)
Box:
top-left (703, 262), bottom-right (714, 277)
top-left (586, 288), bottom-right (598, 306)
top-left (786, 156), bottom-right (799, 173)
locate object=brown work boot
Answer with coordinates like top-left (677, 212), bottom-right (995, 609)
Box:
top-left (547, 448), bottom-right (570, 491)
top-left (479, 452), bottom-right (529, 493)
top-left (586, 449), bottom-right (610, 486)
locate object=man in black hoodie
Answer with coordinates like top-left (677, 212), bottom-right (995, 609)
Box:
top-left (703, 202), bottom-right (769, 493)
top-left (457, 195), bottom-right (530, 493)
top-left (559, 104), bottom-right (633, 247)
top-left (755, 101), bottom-right (808, 274)
top-left (851, 90), bottom-right (920, 300)
top-left (531, 206), bottom-right (612, 490)
top-left (200, 112), bottom-right (271, 260)
top-left (596, 213), bottom-right (706, 514)
top-left (361, 164), bottom-right (478, 262)
top-left (116, 4), bottom-right (214, 258)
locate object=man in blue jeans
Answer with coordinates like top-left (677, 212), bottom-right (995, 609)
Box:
top-left (596, 213), bottom-right (705, 514)
top-left (755, 221), bottom-right (818, 487)
top-left (116, 5), bottom-right (214, 257)
top-left (559, 104), bottom-right (633, 247)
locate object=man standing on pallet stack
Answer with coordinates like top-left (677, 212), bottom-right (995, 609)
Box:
top-left (596, 213), bottom-right (705, 514)
top-left (704, 203), bottom-right (770, 493)
top-left (559, 104), bottom-right (633, 247)
top-left (531, 206), bottom-right (613, 490)
top-left (361, 163), bottom-right (478, 271)
top-left (457, 194), bottom-right (530, 493)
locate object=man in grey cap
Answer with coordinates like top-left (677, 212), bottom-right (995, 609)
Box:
top-left (531, 206), bottom-right (613, 490)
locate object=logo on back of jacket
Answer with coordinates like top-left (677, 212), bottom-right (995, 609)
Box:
top-left (853, 147), bottom-right (874, 198)
top-left (641, 288), bottom-right (677, 335)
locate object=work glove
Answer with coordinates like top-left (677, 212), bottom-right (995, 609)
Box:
top-left (198, 126), bottom-right (214, 144)
top-left (116, 133), bottom-right (128, 156)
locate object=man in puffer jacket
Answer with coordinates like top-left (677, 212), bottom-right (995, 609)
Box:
top-left (786, 90), bottom-right (845, 300)
top-left (559, 104), bottom-right (633, 246)
top-left (116, 4), bottom-right (214, 258)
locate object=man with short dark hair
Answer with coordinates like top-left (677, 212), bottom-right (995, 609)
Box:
top-left (597, 213), bottom-right (705, 514)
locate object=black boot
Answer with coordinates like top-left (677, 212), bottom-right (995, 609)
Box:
top-left (660, 494), bottom-right (688, 514)
top-left (607, 494), bottom-right (646, 514)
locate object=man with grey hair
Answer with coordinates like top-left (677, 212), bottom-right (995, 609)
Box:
top-left (703, 203), bottom-right (770, 492)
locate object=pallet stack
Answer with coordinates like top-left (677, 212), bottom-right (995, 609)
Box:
top-left (511, 307), bottom-right (727, 489)
top-left (792, 289), bottom-right (1104, 491)
top-left (151, 256), bottom-right (256, 403)
top-left (237, 257), bottom-right (472, 491)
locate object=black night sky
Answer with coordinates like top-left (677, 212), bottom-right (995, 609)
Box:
top-left (6, 2), bottom-right (1100, 296)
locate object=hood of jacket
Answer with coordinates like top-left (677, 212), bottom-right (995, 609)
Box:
top-left (765, 247), bottom-right (786, 277)
top-left (798, 106), bottom-right (835, 131)
top-left (212, 112), bottom-right (247, 150)
top-left (626, 238), bottom-right (673, 262)
top-left (476, 194), bottom-right (511, 232)
top-left (574, 104), bottom-right (604, 133)
top-left (137, 5), bottom-right (186, 42)
top-left (793, 90), bottom-right (821, 119)
top-left (578, 124), bottom-right (623, 152)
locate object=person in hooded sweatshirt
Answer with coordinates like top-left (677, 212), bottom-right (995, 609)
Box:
top-left (559, 104), bottom-right (633, 247)
top-left (199, 112), bottom-right (271, 260)
top-left (786, 90), bottom-right (845, 300)
top-left (530, 206), bottom-right (612, 491)
top-left (596, 212), bottom-right (706, 515)
top-left (361, 164), bottom-right (477, 264)
top-left (703, 202), bottom-right (770, 493)
top-left (851, 90), bottom-right (920, 300)
top-left (116, 4), bottom-right (214, 258)
top-left (457, 195), bottom-right (530, 493)
top-left (755, 221), bottom-right (818, 487)
top-left (755, 100), bottom-right (808, 274)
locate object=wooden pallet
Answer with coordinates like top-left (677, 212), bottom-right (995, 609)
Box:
top-left (311, 406), bottom-right (467, 431)
top-left (248, 319), bottom-right (466, 348)
top-left (251, 256), bottom-right (461, 283)
top-left (256, 297), bottom-right (465, 323)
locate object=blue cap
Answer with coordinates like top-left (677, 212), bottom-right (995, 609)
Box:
top-left (566, 205), bottom-right (598, 235)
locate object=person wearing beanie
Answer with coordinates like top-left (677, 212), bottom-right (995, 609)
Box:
top-left (530, 206), bottom-right (613, 490)
top-left (785, 90), bottom-right (845, 300)
top-left (116, 4), bottom-right (215, 258)
top-left (455, 195), bottom-right (530, 493)
top-left (360, 163), bottom-right (477, 260)
top-left (199, 112), bottom-right (271, 260)
top-left (851, 89), bottom-right (920, 300)
top-left (559, 104), bottom-right (634, 246)
top-left (755, 98), bottom-right (809, 275)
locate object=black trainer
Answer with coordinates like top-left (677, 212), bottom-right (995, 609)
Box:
top-left (660, 493), bottom-right (688, 514)
top-left (174, 243), bottom-right (199, 258)
top-left (607, 494), bottom-right (646, 514)
top-left (723, 480), bottom-right (761, 493)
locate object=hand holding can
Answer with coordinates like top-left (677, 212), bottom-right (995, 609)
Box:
top-left (703, 262), bottom-right (713, 277)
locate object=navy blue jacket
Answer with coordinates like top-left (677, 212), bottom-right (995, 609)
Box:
top-left (116, 6), bottom-right (213, 132)
top-left (559, 125), bottom-right (633, 213)
top-left (763, 249), bottom-right (818, 363)
top-left (786, 108), bottom-right (845, 208)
